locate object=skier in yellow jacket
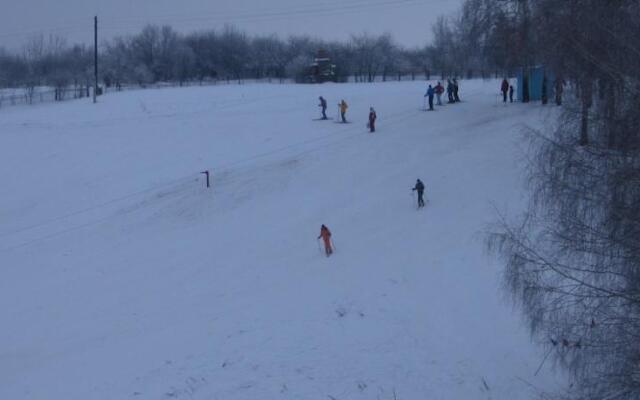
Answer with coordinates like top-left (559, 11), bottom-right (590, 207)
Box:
top-left (339, 100), bottom-right (348, 123)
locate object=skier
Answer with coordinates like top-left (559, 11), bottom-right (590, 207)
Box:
top-left (501, 78), bottom-right (509, 103)
top-left (368, 107), bottom-right (377, 132)
top-left (412, 179), bottom-right (425, 208)
top-left (435, 81), bottom-right (444, 106)
top-left (509, 85), bottom-right (514, 103)
top-left (453, 78), bottom-right (460, 102)
top-left (339, 100), bottom-right (348, 123)
top-left (447, 79), bottom-right (455, 103)
top-left (318, 96), bottom-right (328, 119)
top-left (555, 79), bottom-right (564, 106)
top-left (424, 85), bottom-right (435, 111)
top-left (317, 224), bottom-right (333, 257)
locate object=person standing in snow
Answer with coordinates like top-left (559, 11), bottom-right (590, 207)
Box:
top-left (509, 85), bottom-right (514, 103)
top-left (447, 79), bottom-right (455, 103)
top-left (412, 179), bottom-right (426, 208)
top-left (317, 224), bottom-right (333, 256)
top-left (453, 78), bottom-right (460, 102)
top-left (435, 81), bottom-right (444, 106)
top-left (555, 79), bottom-right (564, 106)
top-left (319, 96), bottom-right (328, 119)
top-left (425, 85), bottom-right (435, 111)
top-left (368, 107), bottom-right (377, 132)
top-left (501, 78), bottom-right (509, 103)
top-left (339, 100), bottom-right (348, 123)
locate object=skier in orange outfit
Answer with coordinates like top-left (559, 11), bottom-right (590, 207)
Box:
top-left (317, 224), bottom-right (333, 257)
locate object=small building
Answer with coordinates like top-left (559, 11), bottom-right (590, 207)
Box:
top-left (307, 50), bottom-right (336, 83)
top-left (517, 66), bottom-right (556, 102)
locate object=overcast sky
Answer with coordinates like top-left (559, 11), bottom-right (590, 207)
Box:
top-left (0, 0), bottom-right (464, 50)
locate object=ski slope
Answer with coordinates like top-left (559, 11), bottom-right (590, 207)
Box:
top-left (0, 80), bottom-right (563, 399)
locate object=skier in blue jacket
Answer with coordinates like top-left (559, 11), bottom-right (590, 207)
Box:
top-left (424, 85), bottom-right (435, 111)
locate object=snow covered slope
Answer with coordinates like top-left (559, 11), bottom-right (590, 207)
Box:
top-left (0, 80), bottom-right (563, 399)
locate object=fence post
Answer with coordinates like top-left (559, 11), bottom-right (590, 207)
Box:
top-left (200, 170), bottom-right (210, 188)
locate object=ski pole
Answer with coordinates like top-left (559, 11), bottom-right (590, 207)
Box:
top-left (317, 238), bottom-right (322, 254)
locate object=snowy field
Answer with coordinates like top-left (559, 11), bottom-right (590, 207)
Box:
top-left (1, 80), bottom-right (563, 399)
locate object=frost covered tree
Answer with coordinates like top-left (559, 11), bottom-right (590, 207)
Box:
top-left (488, 2), bottom-right (640, 400)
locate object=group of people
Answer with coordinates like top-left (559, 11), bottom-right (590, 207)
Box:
top-left (314, 81), bottom-right (453, 257)
top-left (319, 78), bottom-right (462, 132)
top-left (315, 81), bottom-right (451, 256)
top-left (317, 178), bottom-right (427, 257)
top-left (501, 77), bottom-right (565, 105)
top-left (501, 78), bottom-right (515, 103)
top-left (424, 78), bottom-right (461, 111)
top-left (315, 75), bottom-right (569, 257)
top-left (318, 96), bottom-right (377, 133)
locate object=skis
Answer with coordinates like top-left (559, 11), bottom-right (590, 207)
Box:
top-left (411, 192), bottom-right (429, 210)
top-left (417, 198), bottom-right (430, 210)
top-left (313, 117), bottom-right (333, 121)
top-left (317, 238), bottom-right (336, 257)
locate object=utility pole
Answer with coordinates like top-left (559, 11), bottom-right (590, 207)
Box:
top-left (93, 15), bottom-right (98, 104)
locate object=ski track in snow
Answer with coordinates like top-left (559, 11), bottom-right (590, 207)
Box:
top-left (0, 80), bottom-right (565, 399)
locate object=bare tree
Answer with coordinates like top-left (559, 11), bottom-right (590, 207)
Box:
top-left (488, 2), bottom-right (640, 400)
top-left (218, 25), bottom-right (250, 82)
top-left (350, 33), bottom-right (390, 83)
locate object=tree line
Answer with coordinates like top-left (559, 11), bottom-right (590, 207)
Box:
top-left (0, 24), bottom-right (464, 94)
top-left (0, 3), bottom-right (555, 95)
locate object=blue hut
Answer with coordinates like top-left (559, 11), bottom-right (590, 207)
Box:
top-left (517, 66), bottom-right (556, 102)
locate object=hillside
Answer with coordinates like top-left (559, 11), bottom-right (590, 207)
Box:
top-left (0, 80), bottom-right (563, 399)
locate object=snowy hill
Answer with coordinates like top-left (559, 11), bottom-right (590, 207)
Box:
top-left (1, 80), bottom-right (563, 399)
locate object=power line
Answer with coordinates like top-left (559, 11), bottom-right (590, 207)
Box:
top-left (101, 0), bottom-right (401, 24)
top-left (0, 0), bottom-right (447, 41)
top-left (102, 0), bottom-right (426, 27)
top-left (0, 26), bottom-right (91, 40)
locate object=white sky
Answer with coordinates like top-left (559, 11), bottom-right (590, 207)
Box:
top-left (0, 0), bottom-right (463, 50)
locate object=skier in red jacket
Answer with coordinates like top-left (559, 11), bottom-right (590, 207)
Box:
top-left (435, 82), bottom-right (444, 106)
